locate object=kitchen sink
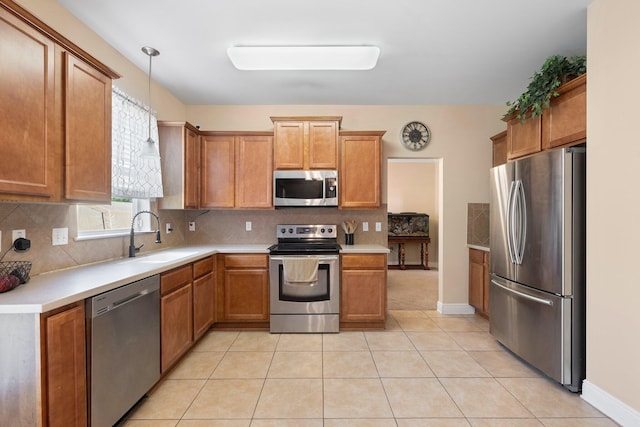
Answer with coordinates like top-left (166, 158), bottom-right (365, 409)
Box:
top-left (117, 249), bottom-right (201, 264)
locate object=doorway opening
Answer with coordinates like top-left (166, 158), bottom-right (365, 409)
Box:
top-left (386, 158), bottom-right (442, 311)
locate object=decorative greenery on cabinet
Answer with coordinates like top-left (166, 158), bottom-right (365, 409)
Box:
top-left (505, 55), bottom-right (586, 123)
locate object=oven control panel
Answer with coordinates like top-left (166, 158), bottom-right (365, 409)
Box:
top-left (276, 224), bottom-right (337, 239)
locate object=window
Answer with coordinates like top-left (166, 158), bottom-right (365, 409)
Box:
top-left (76, 199), bottom-right (151, 240)
top-left (75, 86), bottom-right (163, 240)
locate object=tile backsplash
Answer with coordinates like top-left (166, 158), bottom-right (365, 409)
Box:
top-left (467, 203), bottom-right (489, 247)
top-left (0, 202), bottom-right (387, 276)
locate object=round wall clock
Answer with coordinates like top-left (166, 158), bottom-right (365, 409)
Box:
top-left (400, 121), bottom-right (431, 151)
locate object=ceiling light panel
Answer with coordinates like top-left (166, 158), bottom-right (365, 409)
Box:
top-left (227, 45), bottom-right (380, 70)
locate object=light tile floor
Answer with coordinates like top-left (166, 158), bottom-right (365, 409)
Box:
top-left (123, 310), bottom-right (618, 427)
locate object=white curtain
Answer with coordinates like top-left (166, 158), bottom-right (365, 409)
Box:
top-left (111, 86), bottom-right (163, 198)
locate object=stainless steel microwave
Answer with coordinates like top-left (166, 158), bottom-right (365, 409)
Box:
top-left (273, 170), bottom-right (338, 207)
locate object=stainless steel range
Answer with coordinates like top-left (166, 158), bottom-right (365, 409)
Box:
top-left (269, 224), bottom-right (341, 333)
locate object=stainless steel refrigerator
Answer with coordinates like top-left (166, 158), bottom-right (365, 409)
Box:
top-left (489, 146), bottom-right (586, 392)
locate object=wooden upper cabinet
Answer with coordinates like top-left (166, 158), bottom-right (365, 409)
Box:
top-left (308, 121), bottom-right (339, 169)
top-left (201, 134), bottom-right (236, 208)
top-left (507, 114), bottom-right (541, 160)
top-left (0, 7), bottom-right (56, 198)
top-left (490, 130), bottom-right (507, 167)
top-left (339, 131), bottom-right (385, 209)
top-left (158, 122), bottom-right (201, 209)
top-left (273, 121), bottom-right (305, 169)
top-left (235, 134), bottom-right (273, 209)
top-left (0, 2), bottom-right (118, 203)
top-left (64, 53), bottom-right (112, 202)
top-left (504, 74), bottom-right (586, 161)
top-left (184, 128), bottom-right (201, 208)
top-left (542, 74), bottom-right (586, 149)
top-left (200, 132), bottom-right (274, 209)
top-left (272, 116), bottom-right (341, 170)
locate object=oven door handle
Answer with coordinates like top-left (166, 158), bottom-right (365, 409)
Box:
top-left (269, 255), bottom-right (338, 262)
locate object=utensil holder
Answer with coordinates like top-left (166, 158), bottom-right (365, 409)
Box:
top-left (345, 233), bottom-right (354, 245)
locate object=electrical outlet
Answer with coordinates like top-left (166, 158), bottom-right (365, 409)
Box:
top-left (166, 223), bottom-right (173, 234)
top-left (375, 222), bottom-right (382, 232)
top-left (362, 222), bottom-right (369, 232)
top-left (188, 221), bottom-right (196, 231)
top-left (12, 229), bottom-right (26, 243)
top-left (245, 221), bottom-right (252, 231)
top-left (52, 228), bottom-right (68, 246)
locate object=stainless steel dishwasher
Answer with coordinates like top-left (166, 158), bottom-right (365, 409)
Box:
top-left (86, 275), bottom-right (160, 427)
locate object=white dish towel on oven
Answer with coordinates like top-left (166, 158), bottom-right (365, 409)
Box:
top-left (283, 256), bottom-right (320, 284)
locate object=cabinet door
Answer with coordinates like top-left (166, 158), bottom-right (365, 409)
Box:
top-left (64, 53), bottom-right (112, 202)
top-left (468, 249), bottom-right (485, 311)
top-left (542, 75), bottom-right (586, 149)
top-left (507, 115), bottom-right (541, 160)
top-left (184, 128), bottom-right (200, 208)
top-left (236, 135), bottom-right (273, 208)
top-left (339, 134), bottom-right (382, 208)
top-left (43, 303), bottom-right (87, 427)
top-left (341, 269), bottom-right (386, 322)
top-left (308, 121), bottom-right (338, 169)
top-left (0, 9), bottom-right (57, 198)
top-left (483, 252), bottom-right (491, 315)
top-left (193, 272), bottom-right (215, 339)
top-left (274, 121), bottom-right (305, 169)
top-left (223, 269), bottom-right (269, 321)
top-left (490, 130), bottom-right (507, 167)
top-left (161, 284), bottom-right (193, 373)
top-left (201, 135), bottom-right (235, 208)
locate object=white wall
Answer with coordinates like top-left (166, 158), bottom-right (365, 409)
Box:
top-left (583, 0), bottom-right (640, 420)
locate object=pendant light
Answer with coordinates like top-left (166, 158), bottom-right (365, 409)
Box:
top-left (140, 46), bottom-right (160, 159)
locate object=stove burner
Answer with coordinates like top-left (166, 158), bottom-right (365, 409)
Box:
top-left (269, 224), bottom-right (341, 255)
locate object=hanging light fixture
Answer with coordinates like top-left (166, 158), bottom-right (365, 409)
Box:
top-left (140, 46), bottom-right (160, 159)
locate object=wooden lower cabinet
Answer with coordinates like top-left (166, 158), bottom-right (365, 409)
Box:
top-left (193, 257), bottom-right (215, 340)
top-left (216, 254), bottom-right (269, 328)
top-left (42, 302), bottom-right (87, 427)
top-left (340, 254), bottom-right (387, 329)
top-left (160, 264), bottom-right (194, 374)
top-left (468, 248), bottom-right (490, 318)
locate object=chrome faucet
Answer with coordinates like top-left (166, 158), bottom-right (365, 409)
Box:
top-left (129, 210), bottom-right (162, 257)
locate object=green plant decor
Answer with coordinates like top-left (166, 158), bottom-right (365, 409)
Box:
top-left (505, 54), bottom-right (586, 123)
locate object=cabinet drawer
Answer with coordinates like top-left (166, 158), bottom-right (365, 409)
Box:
top-left (224, 254), bottom-right (268, 269)
top-left (341, 254), bottom-right (386, 269)
top-left (161, 265), bottom-right (192, 295)
top-left (193, 256), bottom-right (214, 278)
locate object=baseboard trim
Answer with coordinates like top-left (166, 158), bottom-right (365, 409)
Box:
top-left (582, 379), bottom-right (640, 426)
top-left (437, 302), bottom-right (475, 315)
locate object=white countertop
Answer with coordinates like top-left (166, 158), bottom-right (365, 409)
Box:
top-left (0, 243), bottom-right (389, 314)
top-left (340, 244), bottom-right (391, 254)
top-left (467, 244), bottom-right (490, 252)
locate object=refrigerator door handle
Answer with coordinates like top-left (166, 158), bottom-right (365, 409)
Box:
top-left (514, 179), bottom-right (527, 264)
top-left (491, 279), bottom-right (554, 306)
top-left (506, 180), bottom-right (517, 264)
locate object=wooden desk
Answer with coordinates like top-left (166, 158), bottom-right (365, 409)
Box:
top-left (388, 236), bottom-right (430, 270)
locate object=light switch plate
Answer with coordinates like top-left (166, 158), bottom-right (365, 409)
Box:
top-left (362, 222), bottom-right (369, 232)
top-left (375, 222), bottom-right (382, 232)
top-left (52, 228), bottom-right (68, 246)
top-left (245, 221), bottom-right (252, 231)
top-left (166, 223), bottom-right (172, 234)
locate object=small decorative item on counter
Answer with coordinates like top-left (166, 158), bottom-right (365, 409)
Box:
top-left (342, 220), bottom-right (358, 245)
top-left (0, 261), bottom-right (32, 293)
